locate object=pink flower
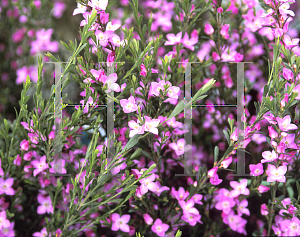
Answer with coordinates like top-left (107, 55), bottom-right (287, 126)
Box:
top-left (267, 164), bottom-right (287, 183)
top-left (173, 187), bottom-right (189, 201)
top-left (128, 120), bottom-right (145, 138)
top-left (279, 3), bottom-right (295, 16)
top-left (143, 214), bottom-right (153, 225)
top-left (0, 160), bottom-right (3, 176)
top-left (140, 63), bottom-right (147, 77)
top-left (88, 0), bottom-right (108, 11)
top-left (144, 116), bottom-right (160, 135)
top-left (181, 212), bottom-right (202, 226)
top-left (204, 23), bottom-right (214, 35)
top-left (220, 24), bottom-right (230, 39)
top-left (257, 185), bottom-right (270, 193)
top-left (151, 219), bottom-right (169, 237)
top-left (181, 33), bottom-right (198, 51)
top-left (179, 199), bottom-right (199, 215)
top-left (49, 159), bottom-right (66, 174)
top-left (207, 167), bottom-right (218, 178)
top-left (105, 73), bottom-right (120, 93)
top-left (106, 21), bottom-right (121, 32)
top-left (111, 213), bottom-right (130, 232)
top-left (236, 199), bottom-right (250, 216)
top-left (164, 32), bottom-right (182, 46)
top-left (249, 163), bottom-right (264, 176)
top-left (276, 115), bottom-right (298, 131)
top-left (169, 138), bottom-right (186, 156)
top-left (230, 179), bottom-right (250, 197)
top-left (210, 173), bottom-right (223, 185)
top-left (37, 194), bottom-right (53, 214)
top-left (293, 85), bottom-right (300, 100)
top-left (0, 211), bottom-right (10, 230)
top-left (73, 2), bottom-right (87, 15)
top-left (0, 221), bottom-right (14, 236)
top-left (283, 35), bottom-right (299, 50)
top-left (215, 198), bottom-right (236, 214)
top-left (268, 126), bottom-right (278, 139)
top-left (151, 181), bottom-right (170, 196)
top-left (261, 203), bottom-right (269, 215)
top-left (31, 156), bottom-right (49, 176)
top-left (0, 178), bottom-right (15, 195)
top-left (261, 150), bottom-right (278, 163)
top-left (33, 227), bottom-right (49, 237)
top-left (20, 139), bottom-right (29, 151)
top-left (139, 173), bottom-right (156, 195)
top-left (120, 96), bottom-right (138, 113)
top-left (220, 157), bottom-right (232, 169)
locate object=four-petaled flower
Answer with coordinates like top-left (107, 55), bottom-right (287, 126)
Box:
top-left (111, 213), bottom-right (130, 233)
top-left (267, 164), bottom-right (287, 183)
top-left (120, 96), bottom-right (138, 113)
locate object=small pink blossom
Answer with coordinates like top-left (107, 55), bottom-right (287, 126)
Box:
top-left (0, 178), bottom-right (15, 196)
top-left (169, 138), bottom-right (186, 156)
top-left (276, 115), bottom-right (298, 131)
top-left (143, 214), bottom-right (153, 225)
top-left (151, 219), bottom-right (169, 237)
top-left (181, 33), bottom-right (198, 51)
top-left (164, 32), bottom-right (182, 46)
top-left (144, 116), bottom-right (160, 135)
top-left (37, 194), bottom-right (53, 214)
top-left (261, 150), bottom-right (278, 163)
top-left (204, 23), bottom-right (214, 35)
top-left (267, 164), bottom-right (287, 183)
top-left (120, 96), bottom-right (138, 113)
top-left (111, 213), bottom-right (130, 233)
top-left (249, 163), bottom-right (264, 176)
top-left (230, 179), bottom-right (250, 197)
top-left (31, 156), bottom-right (49, 176)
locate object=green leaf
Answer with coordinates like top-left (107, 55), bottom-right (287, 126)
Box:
top-left (214, 146), bottom-right (219, 163)
top-left (122, 134), bottom-right (140, 153)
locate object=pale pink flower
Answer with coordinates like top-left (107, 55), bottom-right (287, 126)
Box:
top-left (73, 2), bottom-right (87, 15)
top-left (33, 227), bottom-right (49, 237)
top-left (49, 159), bottom-right (66, 174)
top-left (283, 35), bottom-right (299, 50)
top-left (106, 21), bottom-right (121, 32)
top-left (105, 73), bottom-right (120, 93)
top-left (88, 0), bottom-right (108, 11)
top-left (257, 185), bottom-right (270, 193)
top-left (236, 199), bottom-right (250, 216)
top-left (215, 198), bottom-right (236, 214)
top-left (279, 3), bottom-right (295, 16)
top-left (151, 181), bottom-right (170, 196)
top-left (144, 116), bottom-right (160, 135)
top-left (261, 150), bottom-right (278, 163)
top-left (164, 32), bottom-right (183, 45)
top-left (128, 120), bottom-right (145, 138)
top-left (143, 214), bottom-right (153, 225)
top-left (139, 173), bottom-right (156, 195)
top-left (267, 164), bottom-right (287, 183)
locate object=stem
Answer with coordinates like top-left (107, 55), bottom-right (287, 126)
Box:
top-left (267, 181), bottom-right (278, 236)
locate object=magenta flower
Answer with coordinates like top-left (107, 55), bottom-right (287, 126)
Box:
top-left (207, 167), bottom-right (218, 178)
top-left (20, 139), bottom-right (29, 151)
top-left (120, 96), bottom-right (138, 113)
top-left (111, 213), bottom-right (130, 232)
top-left (0, 159), bottom-right (3, 176)
top-left (144, 116), bottom-right (160, 135)
top-left (210, 173), bottom-right (223, 185)
top-left (220, 157), bottom-right (232, 169)
top-left (140, 63), bottom-right (147, 77)
top-left (230, 179), bottom-right (250, 197)
top-left (276, 115), bottom-right (298, 131)
top-left (169, 138), bottom-right (186, 156)
top-left (37, 194), bottom-right (53, 214)
top-left (249, 163), bottom-right (264, 176)
top-left (173, 187), bottom-right (189, 201)
top-left (261, 203), bottom-right (269, 215)
top-left (0, 211), bottom-right (10, 230)
top-left (268, 126), bottom-right (278, 139)
top-left (31, 156), bottom-right (49, 176)
top-left (181, 33), bottom-right (198, 51)
top-left (0, 178), bottom-right (15, 196)
top-left (30, 29), bottom-right (59, 55)
top-left (267, 164), bottom-right (287, 183)
top-left (204, 23), bottom-right (214, 35)
top-left (220, 24), bottom-right (230, 39)
top-left (151, 219), bottom-right (169, 237)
